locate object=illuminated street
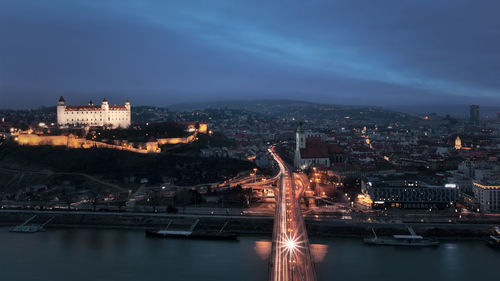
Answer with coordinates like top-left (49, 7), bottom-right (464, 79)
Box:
top-left (269, 147), bottom-right (316, 281)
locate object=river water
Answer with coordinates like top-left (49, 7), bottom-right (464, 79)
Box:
top-left (0, 228), bottom-right (498, 281)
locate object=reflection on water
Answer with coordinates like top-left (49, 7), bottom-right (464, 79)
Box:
top-left (254, 241), bottom-right (329, 263)
top-left (310, 244), bottom-right (328, 263)
top-left (0, 228), bottom-right (268, 281)
top-left (441, 242), bottom-right (460, 278)
top-left (254, 240), bottom-right (272, 260)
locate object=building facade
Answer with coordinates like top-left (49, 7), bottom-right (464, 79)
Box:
top-left (470, 104), bottom-right (479, 123)
top-left (473, 182), bottom-right (500, 213)
top-left (362, 175), bottom-right (458, 209)
top-left (57, 96), bottom-right (131, 128)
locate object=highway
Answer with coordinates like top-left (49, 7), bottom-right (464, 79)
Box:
top-left (269, 147), bottom-right (316, 281)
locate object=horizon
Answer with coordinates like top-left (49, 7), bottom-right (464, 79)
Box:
top-left (2, 97), bottom-right (500, 118)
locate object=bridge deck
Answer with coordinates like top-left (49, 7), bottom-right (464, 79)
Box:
top-left (269, 147), bottom-right (316, 281)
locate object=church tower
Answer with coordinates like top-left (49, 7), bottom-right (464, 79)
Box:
top-left (294, 123), bottom-right (306, 168)
top-left (296, 122), bottom-right (306, 150)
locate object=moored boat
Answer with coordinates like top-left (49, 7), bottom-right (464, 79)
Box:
top-left (9, 215), bottom-right (54, 233)
top-left (364, 227), bottom-right (440, 247)
top-left (485, 226), bottom-right (500, 249)
top-left (145, 219), bottom-right (238, 241)
top-left (486, 235), bottom-right (500, 249)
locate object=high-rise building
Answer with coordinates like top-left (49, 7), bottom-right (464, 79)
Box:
top-left (470, 104), bottom-right (479, 123)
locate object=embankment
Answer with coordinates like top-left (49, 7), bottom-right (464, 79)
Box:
top-left (0, 210), bottom-right (497, 238)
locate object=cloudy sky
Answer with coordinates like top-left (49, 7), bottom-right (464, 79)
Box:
top-left (1, 0), bottom-right (499, 108)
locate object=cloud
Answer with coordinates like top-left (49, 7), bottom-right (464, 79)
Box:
top-left (1, 0), bottom-right (499, 108)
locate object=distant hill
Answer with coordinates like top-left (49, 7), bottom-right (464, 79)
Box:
top-left (168, 99), bottom-right (500, 119)
top-left (386, 104), bottom-right (500, 119)
top-left (166, 99), bottom-right (320, 111)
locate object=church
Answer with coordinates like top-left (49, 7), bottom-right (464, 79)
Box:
top-left (294, 124), bottom-right (330, 169)
top-left (57, 96), bottom-right (131, 128)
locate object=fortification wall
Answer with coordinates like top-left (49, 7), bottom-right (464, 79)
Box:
top-left (14, 132), bottom-right (199, 154)
top-left (15, 134), bottom-right (160, 154)
top-left (157, 134), bottom-right (196, 145)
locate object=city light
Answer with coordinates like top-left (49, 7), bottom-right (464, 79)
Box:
top-left (1, 2), bottom-right (500, 280)
top-left (279, 233), bottom-right (304, 257)
top-left (286, 239), bottom-right (297, 252)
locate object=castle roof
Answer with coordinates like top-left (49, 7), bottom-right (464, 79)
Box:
top-left (64, 105), bottom-right (128, 111)
top-left (59, 96), bottom-right (65, 102)
top-left (65, 106), bottom-right (102, 111)
top-left (110, 105), bottom-right (127, 111)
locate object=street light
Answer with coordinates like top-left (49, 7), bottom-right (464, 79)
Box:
top-left (286, 239), bottom-right (298, 252)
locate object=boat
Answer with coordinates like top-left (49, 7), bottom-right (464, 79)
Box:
top-left (364, 226), bottom-right (440, 247)
top-left (9, 216), bottom-right (54, 233)
top-left (145, 219), bottom-right (238, 241)
top-left (485, 226), bottom-right (500, 249)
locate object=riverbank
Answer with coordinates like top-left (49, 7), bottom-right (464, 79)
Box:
top-left (0, 209), bottom-right (497, 238)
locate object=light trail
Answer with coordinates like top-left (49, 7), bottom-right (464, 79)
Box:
top-left (269, 146), bottom-right (316, 281)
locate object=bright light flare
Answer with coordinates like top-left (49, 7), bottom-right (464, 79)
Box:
top-left (279, 233), bottom-right (305, 257)
top-left (286, 239), bottom-right (297, 251)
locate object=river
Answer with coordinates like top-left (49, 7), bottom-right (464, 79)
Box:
top-left (0, 228), bottom-right (498, 281)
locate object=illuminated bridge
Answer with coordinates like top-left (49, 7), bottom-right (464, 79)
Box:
top-left (269, 147), bottom-right (316, 281)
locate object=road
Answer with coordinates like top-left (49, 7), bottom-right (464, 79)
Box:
top-left (269, 147), bottom-right (316, 281)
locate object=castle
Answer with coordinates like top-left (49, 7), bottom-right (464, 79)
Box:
top-left (57, 96), bottom-right (131, 128)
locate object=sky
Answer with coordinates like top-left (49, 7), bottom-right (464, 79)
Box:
top-left (1, 0), bottom-right (500, 109)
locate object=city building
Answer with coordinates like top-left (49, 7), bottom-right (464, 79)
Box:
top-left (470, 104), bottom-right (479, 124)
top-left (473, 182), bottom-right (500, 213)
top-left (57, 96), bottom-right (131, 128)
top-left (362, 174), bottom-right (458, 209)
top-left (294, 124), bottom-right (330, 169)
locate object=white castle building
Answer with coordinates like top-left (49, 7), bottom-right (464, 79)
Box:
top-left (57, 96), bottom-right (131, 128)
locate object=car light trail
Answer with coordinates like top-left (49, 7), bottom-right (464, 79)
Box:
top-left (269, 146), bottom-right (316, 281)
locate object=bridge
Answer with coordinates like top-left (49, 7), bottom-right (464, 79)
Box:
top-left (269, 147), bottom-right (316, 281)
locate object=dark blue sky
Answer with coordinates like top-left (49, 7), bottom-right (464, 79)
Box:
top-left (1, 0), bottom-right (500, 108)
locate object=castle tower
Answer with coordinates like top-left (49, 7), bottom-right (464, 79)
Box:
top-left (101, 98), bottom-right (109, 126)
top-left (125, 99), bottom-right (131, 128)
top-left (57, 96), bottom-right (66, 126)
